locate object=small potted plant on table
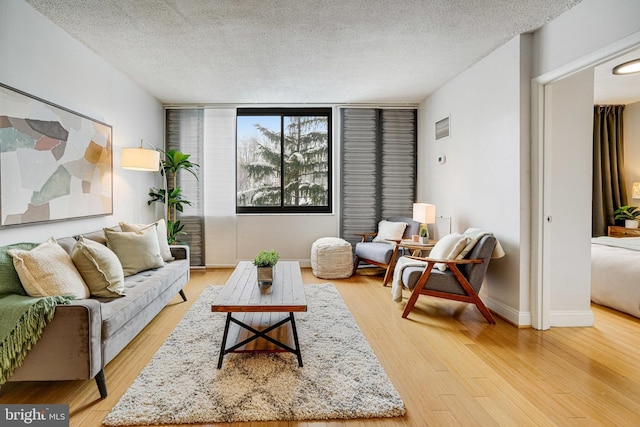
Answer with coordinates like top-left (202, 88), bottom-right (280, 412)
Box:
top-left (614, 205), bottom-right (640, 228)
top-left (253, 249), bottom-right (279, 286)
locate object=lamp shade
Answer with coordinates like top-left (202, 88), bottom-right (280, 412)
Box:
top-left (633, 182), bottom-right (640, 199)
top-left (413, 203), bottom-right (436, 224)
top-left (121, 147), bottom-right (160, 171)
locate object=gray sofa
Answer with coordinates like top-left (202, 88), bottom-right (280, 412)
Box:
top-left (7, 228), bottom-right (190, 398)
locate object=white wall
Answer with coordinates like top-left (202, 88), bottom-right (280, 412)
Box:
top-left (624, 101), bottom-right (640, 196)
top-left (418, 36), bottom-right (530, 324)
top-left (0, 0), bottom-right (163, 245)
top-left (533, 0), bottom-right (640, 80)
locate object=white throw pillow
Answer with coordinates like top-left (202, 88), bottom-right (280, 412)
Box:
top-left (429, 233), bottom-right (470, 271)
top-left (8, 237), bottom-right (89, 299)
top-left (372, 220), bottom-right (407, 243)
top-left (104, 227), bottom-right (165, 277)
top-left (71, 236), bottom-right (125, 297)
top-left (119, 219), bottom-right (174, 261)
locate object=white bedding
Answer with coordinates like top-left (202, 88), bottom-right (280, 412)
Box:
top-left (591, 237), bottom-right (640, 318)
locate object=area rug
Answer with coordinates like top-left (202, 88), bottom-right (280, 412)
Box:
top-left (103, 283), bottom-right (405, 425)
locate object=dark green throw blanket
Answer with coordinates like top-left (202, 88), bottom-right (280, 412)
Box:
top-left (0, 242), bottom-right (71, 386)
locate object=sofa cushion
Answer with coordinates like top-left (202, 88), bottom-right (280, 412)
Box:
top-left (98, 259), bottom-right (189, 339)
top-left (0, 243), bottom-right (38, 297)
top-left (71, 236), bottom-right (125, 298)
top-left (104, 227), bottom-right (165, 276)
top-left (7, 238), bottom-right (89, 299)
top-left (119, 219), bottom-right (174, 261)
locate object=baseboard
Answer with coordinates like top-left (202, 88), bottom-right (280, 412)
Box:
top-left (484, 295), bottom-right (532, 327)
top-left (549, 309), bottom-right (594, 327)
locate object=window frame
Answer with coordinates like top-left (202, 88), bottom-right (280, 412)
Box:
top-left (236, 107), bottom-right (332, 214)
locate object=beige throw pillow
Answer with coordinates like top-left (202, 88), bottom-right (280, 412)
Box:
top-left (119, 219), bottom-right (174, 261)
top-left (372, 220), bottom-right (407, 243)
top-left (8, 237), bottom-right (89, 299)
top-left (104, 227), bottom-right (165, 276)
top-left (429, 233), bottom-right (470, 271)
top-left (71, 236), bottom-right (125, 297)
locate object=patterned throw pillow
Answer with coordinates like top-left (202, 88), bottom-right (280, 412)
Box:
top-left (7, 238), bottom-right (89, 299)
top-left (104, 226), bottom-right (165, 277)
top-left (71, 236), bottom-right (125, 297)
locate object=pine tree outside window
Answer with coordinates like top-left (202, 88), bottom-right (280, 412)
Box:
top-left (236, 108), bottom-right (332, 214)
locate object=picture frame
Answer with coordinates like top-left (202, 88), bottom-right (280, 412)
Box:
top-left (0, 83), bottom-right (113, 227)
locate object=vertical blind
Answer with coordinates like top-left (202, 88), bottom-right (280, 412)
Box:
top-left (340, 108), bottom-right (417, 247)
top-left (166, 109), bottom-right (205, 266)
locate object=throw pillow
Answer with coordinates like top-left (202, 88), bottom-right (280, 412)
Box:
top-left (119, 219), bottom-right (174, 261)
top-left (104, 226), bottom-right (164, 276)
top-left (372, 220), bottom-right (407, 243)
top-left (429, 233), bottom-right (470, 271)
top-left (0, 242), bottom-right (38, 297)
top-left (71, 236), bottom-right (125, 297)
top-left (7, 238), bottom-right (89, 299)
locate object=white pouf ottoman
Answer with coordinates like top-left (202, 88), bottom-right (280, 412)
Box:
top-left (311, 237), bottom-right (353, 279)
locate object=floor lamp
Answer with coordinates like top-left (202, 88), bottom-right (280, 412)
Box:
top-left (121, 140), bottom-right (167, 221)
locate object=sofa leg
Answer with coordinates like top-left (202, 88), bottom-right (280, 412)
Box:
top-left (95, 369), bottom-right (108, 399)
top-left (179, 290), bottom-right (187, 301)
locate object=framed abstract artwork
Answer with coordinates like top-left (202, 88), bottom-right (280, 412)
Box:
top-left (0, 83), bottom-right (113, 227)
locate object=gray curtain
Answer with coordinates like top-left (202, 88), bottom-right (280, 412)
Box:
top-left (593, 105), bottom-right (626, 237)
top-left (166, 109), bottom-right (205, 266)
top-left (340, 108), bottom-right (417, 247)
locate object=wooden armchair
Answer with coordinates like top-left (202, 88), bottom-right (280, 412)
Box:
top-left (352, 217), bottom-right (420, 285)
top-left (399, 235), bottom-right (497, 324)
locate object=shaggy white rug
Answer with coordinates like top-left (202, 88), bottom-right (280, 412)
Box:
top-left (103, 283), bottom-right (405, 425)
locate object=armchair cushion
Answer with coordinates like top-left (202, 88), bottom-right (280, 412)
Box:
top-left (372, 220), bottom-right (407, 242)
top-left (402, 267), bottom-right (468, 295)
top-left (355, 241), bottom-right (395, 265)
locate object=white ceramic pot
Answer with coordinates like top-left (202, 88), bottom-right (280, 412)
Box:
top-left (625, 219), bottom-right (639, 229)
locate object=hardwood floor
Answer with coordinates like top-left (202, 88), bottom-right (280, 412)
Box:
top-left (1, 268), bottom-right (639, 426)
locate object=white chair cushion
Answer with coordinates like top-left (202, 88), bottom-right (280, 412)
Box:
top-left (372, 220), bottom-right (407, 242)
top-left (430, 233), bottom-right (470, 271)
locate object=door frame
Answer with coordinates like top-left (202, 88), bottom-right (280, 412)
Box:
top-left (530, 34), bottom-right (640, 330)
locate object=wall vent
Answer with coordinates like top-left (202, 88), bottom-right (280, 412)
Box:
top-left (435, 116), bottom-right (450, 140)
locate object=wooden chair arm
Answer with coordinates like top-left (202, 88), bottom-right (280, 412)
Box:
top-left (353, 231), bottom-right (378, 242)
top-left (406, 256), bottom-right (484, 265)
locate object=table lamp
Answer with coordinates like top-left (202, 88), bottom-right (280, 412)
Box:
top-left (413, 203), bottom-right (436, 241)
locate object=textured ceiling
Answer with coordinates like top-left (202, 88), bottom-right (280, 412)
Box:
top-left (26, 0), bottom-right (583, 105)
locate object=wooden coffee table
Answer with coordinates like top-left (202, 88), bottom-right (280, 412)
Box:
top-left (211, 261), bottom-right (307, 368)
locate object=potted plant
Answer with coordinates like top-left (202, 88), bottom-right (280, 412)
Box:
top-left (419, 227), bottom-right (429, 244)
top-left (614, 205), bottom-right (640, 229)
top-left (253, 249), bottom-right (279, 286)
top-left (148, 149), bottom-right (199, 244)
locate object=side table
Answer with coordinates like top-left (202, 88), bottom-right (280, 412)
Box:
top-left (384, 239), bottom-right (437, 287)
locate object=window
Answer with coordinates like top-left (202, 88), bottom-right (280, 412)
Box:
top-left (236, 108), bottom-right (332, 213)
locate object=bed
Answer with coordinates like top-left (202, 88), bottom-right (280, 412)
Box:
top-left (591, 236), bottom-right (640, 318)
